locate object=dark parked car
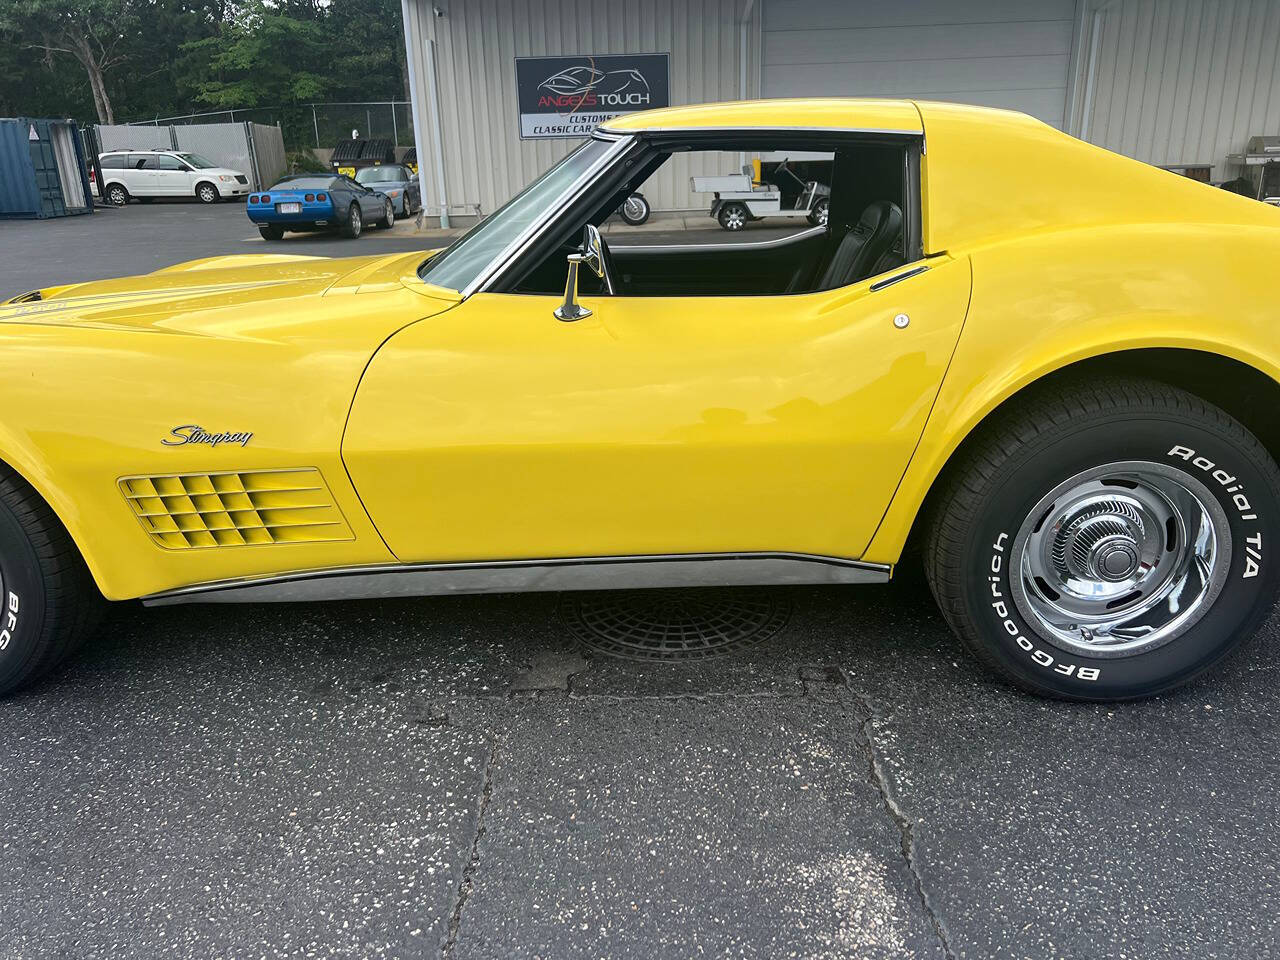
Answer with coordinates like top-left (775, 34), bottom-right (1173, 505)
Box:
top-left (353, 164), bottom-right (421, 217)
top-left (246, 174), bottom-right (395, 240)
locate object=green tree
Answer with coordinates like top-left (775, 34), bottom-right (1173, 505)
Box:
top-left (184, 0), bottom-right (331, 109)
top-left (1, 0), bottom-right (143, 123)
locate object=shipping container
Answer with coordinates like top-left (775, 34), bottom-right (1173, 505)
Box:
top-left (0, 118), bottom-right (94, 220)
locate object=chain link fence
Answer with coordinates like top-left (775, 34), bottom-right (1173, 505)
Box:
top-left (131, 103), bottom-right (417, 155)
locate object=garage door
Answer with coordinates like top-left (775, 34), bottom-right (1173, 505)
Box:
top-left (762, 0), bottom-right (1078, 128)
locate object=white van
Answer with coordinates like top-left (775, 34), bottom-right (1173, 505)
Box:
top-left (98, 150), bottom-right (250, 205)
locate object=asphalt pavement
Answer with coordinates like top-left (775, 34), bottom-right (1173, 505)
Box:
top-left (0, 202), bottom-right (1278, 959)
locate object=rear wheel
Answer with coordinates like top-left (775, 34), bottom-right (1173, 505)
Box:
top-left (258, 224), bottom-right (284, 241)
top-left (807, 197), bottom-right (829, 227)
top-left (105, 183), bottom-right (129, 206)
top-left (718, 202), bottom-right (748, 231)
top-left (924, 377), bottom-right (1280, 700)
top-left (0, 465), bottom-right (104, 697)
top-left (196, 182), bottom-right (219, 204)
top-left (340, 203), bottom-right (363, 238)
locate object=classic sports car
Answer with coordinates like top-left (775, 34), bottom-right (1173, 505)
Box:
top-left (354, 163), bottom-right (422, 218)
top-left (246, 174), bottom-right (396, 240)
top-left (2, 98), bottom-right (1279, 701)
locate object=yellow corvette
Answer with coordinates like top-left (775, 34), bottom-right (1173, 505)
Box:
top-left (2, 98), bottom-right (1279, 700)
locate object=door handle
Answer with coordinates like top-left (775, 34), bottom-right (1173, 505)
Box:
top-left (870, 264), bottom-right (929, 292)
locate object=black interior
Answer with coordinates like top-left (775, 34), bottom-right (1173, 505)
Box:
top-left (506, 132), bottom-right (920, 299)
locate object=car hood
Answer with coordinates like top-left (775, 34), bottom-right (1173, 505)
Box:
top-left (0, 251), bottom-right (455, 334)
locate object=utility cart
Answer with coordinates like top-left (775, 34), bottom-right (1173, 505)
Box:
top-left (692, 158), bottom-right (830, 231)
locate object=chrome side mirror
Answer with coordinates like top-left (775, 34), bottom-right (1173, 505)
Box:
top-left (555, 224), bottom-right (608, 322)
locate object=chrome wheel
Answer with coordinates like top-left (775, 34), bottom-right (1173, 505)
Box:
top-left (1010, 461), bottom-right (1231, 659)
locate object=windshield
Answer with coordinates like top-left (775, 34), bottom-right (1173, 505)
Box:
top-left (356, 166), bottom-right (404, 183)
top-left (175, 153), bottom-right (216, 168)
top-left (419, 137), bottom-right (618, 293)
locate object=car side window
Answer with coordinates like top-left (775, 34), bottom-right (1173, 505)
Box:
top-left (146, 155), bottom-right (183, 171)
top-left (130, 155), bottom-right (147, 169)
top-left (100, 155), bottom-right (126, 169)
top-left (509, 135), bottom-right (921, 299)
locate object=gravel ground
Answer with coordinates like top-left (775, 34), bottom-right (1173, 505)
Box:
top-left (0, 204), bottom-right (1278, 959)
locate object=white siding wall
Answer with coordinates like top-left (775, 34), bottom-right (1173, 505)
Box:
top-left (411, 0), bottom-right (760, 216)
top-left (1083, 0), bottom-right (1280, 179)
top-left (762, 0), bottom-right (1078, 128)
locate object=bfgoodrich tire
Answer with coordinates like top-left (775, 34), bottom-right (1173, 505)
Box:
top-left (924, 377), bottom-right (1280, 700)
top-left (0, 465), bottom-right (104, 697)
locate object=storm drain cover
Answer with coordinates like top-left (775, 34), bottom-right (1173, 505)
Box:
top-left (560, 588), bottom-right (792, 661)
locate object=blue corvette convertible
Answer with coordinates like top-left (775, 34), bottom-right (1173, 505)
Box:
top-left (246, 174), bottom-right (395, 240)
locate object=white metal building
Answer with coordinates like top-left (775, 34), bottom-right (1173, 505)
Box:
top-left (401, 0), bottom-right (1280, 224)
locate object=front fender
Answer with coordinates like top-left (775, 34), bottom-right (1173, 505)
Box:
top-left (864, 224), bottom-right (1280, 565)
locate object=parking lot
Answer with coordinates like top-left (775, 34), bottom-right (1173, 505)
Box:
top-left (2, 203), bottom-right (1279, 959)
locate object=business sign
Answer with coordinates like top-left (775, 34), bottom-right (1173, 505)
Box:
top-left (515, 53), bottom-right (670, 139)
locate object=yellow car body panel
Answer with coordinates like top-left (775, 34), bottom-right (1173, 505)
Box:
top-left (863, 222), bottom-right (1280, 564)
top-left (603, 98), bottom-right (923, 134)
top-left (1, 98), bottom-right (1277, 602)
top-left (342, 257), bottom-right (970, 563)
top-left (0, 252), bottom-right (456, 599)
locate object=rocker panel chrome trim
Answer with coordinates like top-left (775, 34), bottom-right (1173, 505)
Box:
top-left (142, 552), bottom-right (891, 606)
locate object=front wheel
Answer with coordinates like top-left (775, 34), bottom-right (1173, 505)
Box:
top-left (0, 465), bottom-right (104, 697)
top-left (377, 198), bottom-right (395, 229)
top-left (718, 202), bottom-right (747, 231)
top-left (924, 377), bottom-right (1280, 700)
top-left (196, 182), bottom-right (219, 204)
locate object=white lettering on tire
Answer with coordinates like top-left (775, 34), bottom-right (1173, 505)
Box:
top-left (988, 533), bottom-right (1100, 681)
top-left (1167, 445), bottom-right (1263, 577)
top-left (0, 591), bottom-right (17, 652)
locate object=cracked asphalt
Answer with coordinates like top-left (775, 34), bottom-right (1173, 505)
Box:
top-left (2, 205), bottom-right (1280, 958)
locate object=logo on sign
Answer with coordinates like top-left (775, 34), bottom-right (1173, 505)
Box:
top-left (536, 66), bottom-right (652, 111)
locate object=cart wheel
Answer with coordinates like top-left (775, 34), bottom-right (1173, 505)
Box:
top-left (620, 193), bottom-right (651, 226)
top-left (807, 197), bottom-right (829, 227)
top-left (718, 202), bottom-right (748, 231)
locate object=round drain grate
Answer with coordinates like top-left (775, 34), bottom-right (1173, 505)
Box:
top-left (560, 588), bottom-right (791, 661)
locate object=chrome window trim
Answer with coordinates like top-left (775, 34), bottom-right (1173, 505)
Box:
top-left (614, 224), bottom-right (827, 255)
top-left (462, 133), bottom-right (635, 300)
top-left (142, 551), bottom-right (891, 606)
top-left (869, 265), bottom-right (929, 291)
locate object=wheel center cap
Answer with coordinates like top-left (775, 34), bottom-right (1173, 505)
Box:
top-left (1091, 536), bottom-right (1140, 581)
